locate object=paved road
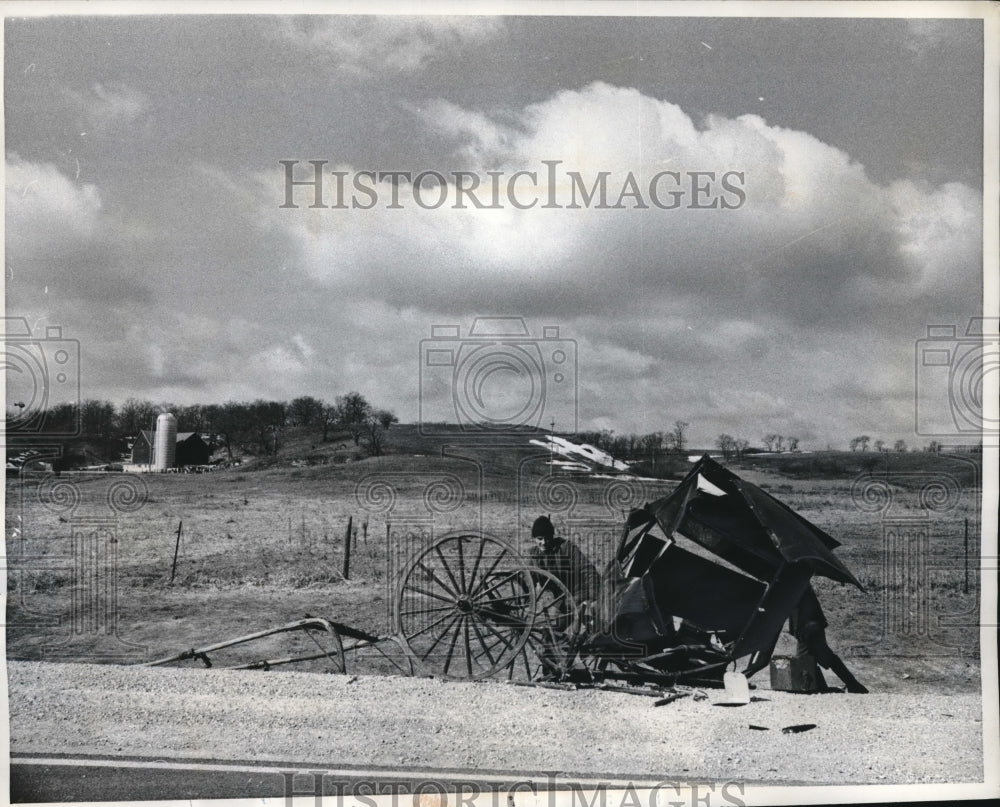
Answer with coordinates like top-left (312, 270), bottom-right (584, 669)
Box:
top-left (7, 660), bottom-right (991, 801)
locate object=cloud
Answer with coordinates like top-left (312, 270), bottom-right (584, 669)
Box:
top-left (5, 154), bottom-right (153, 315)
top-left (61, 81), bottom-right (150, 134)
top-left (13, 80), bottom-right (977, 447)
top-left (257, 81), bottom-right (981, 443)
top-left (6, 152), bottom-right (102, 241)
top-left (904, 20), bottom-right (953, 54)
top-left (276, 16), bottom-right (504, 78)
top-left (269, 82), bottom-right (980, 322)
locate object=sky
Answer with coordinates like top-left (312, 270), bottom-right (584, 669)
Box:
top-left (3, 8), bottom-right (992, 449)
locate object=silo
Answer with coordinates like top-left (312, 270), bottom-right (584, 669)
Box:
top-left (154, 413), bottom-right (177, 471)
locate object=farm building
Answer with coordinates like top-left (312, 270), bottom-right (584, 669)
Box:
top-left (130, 431), bottom-right (211, 468)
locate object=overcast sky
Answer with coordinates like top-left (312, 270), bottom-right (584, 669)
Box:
top-left (3, 10), bottom-right (989, 448)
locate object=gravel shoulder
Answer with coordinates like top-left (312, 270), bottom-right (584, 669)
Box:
top-left (5, 660), bottom-right (988, 787)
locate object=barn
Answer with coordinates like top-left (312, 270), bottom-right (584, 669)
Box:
top-left (131, 431), bottom-right (211, 468)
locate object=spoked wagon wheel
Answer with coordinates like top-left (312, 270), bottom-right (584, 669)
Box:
top-left (506, 569), bottom-right (580, 682)
top-left (395, 534), bottom-right (537, 680)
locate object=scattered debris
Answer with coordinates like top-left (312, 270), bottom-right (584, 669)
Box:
top-left (781, 723), bottom-right (817, 734)
top-left (748, 724), bottom-right (769, 731)
top-left (715, 671), bottom-right (751, 706)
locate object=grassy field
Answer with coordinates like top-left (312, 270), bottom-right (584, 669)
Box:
top-left (5, 431), bottom-right (984, 693)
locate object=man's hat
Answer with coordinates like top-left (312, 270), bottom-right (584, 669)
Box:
top-left (531, 515), bottom-right (554, 538)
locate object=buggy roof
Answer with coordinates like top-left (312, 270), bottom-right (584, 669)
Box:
top-left (645, 455), bottom-right (862, 589)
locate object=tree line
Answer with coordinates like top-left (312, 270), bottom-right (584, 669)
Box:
top-left (22, 393), bottom-right (399, 458)
top-left (574, 420), bottom-right (691, 463)
top-left (848, 435), bottom-right (909, 453)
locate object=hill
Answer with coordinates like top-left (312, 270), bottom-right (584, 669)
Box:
top-left (734, 449), bottom-right (982, 488)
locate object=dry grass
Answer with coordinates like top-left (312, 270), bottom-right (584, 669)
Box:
top-left (5, 444), bottom-right (983, 692)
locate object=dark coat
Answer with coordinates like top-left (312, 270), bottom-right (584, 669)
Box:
top-left (529, 537), bottom-right (601, 603)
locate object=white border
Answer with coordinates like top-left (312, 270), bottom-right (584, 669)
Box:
top-left (1, 3), bottom-right (997, 806)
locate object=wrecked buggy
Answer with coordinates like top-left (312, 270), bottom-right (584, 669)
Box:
top-left (394, 455), bottom-right (865, 689)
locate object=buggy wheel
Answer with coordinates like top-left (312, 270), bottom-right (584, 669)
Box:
top-left (395, 533), bottom-right (536, 680)
top-left (506, 570), bottom-right (579, 682)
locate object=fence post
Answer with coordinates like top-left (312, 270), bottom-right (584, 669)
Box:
top-left (342, 516), bottom-right (353, 580)
top-left (964, 517), bottom-right (969, 594)
top-left (170, 520), bottom-right (183, 584)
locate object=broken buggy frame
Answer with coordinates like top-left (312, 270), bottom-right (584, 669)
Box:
top-left (144, 616), bottom-right (414, 675)
top-left (149, 457), bottom-right (863, 689)
top-left (392, 455), bottom-right (864, 687)
top-left (392, 531), bottom-right (734, 687)
top-left (392, 538), bottom-right (739, 688)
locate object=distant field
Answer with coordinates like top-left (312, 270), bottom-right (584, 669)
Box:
top-left (5, 431), bottom-right (984, 694)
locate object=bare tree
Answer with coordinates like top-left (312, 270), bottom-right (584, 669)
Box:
top-left (874, 439), bottom-right (886, 453)
top-left (364, 412), bottom-right (385, 456)
top-left (317, 404), bottom-right (337, 442)
top-left (247, 399), bottom-right (286, 455)
top-left (288, 396), bottom-right (326, 428)
top-left (335, 392), bottom-right (372, 445)
top-left (205, 401), bottom-right (254, 459)
top-left (45, 402), bottom-right (80, 436)
top-left (716, 433), bottom-right (736, 460)
top-left (378, 409), bottom-right (399, 430)
top-left (787, 436), bottom-right (799, 452)
top-left (640, 431), bottom-right (664, 468)
top-left (80, 399), bottom-right (116, 438)
top-left (116, 398), bottom-right (157, 437)
top-left (893, 439), bottom-right (907, 452)
top-left (850, 435), bottom-right (871, 452)
top-left (671, 420), bottom-right (690, 453)
top-left (176, 404), bottom-right (208, 432)
top-left (610, 434), bottom-right (630, 461)
top-left (762, 434), bottom-right (778, 452)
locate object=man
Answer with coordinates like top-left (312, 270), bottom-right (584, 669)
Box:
top-left (528, 515), bottom-right (601, 608)
top-left (745, 582), bottom-right (868, 693)
top-left (789, 584), bottom-right (868, 694)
